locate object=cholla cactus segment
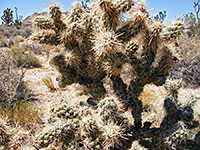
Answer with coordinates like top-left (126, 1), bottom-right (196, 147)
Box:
top-left (125, 41), bottom-right (139, 64)
top-left (51, 102), bottom-right (80, 119)
top-left (162, 21), bottom-right (185, 41)
top-left (63, 51), bottom-right (80, 68)
top-left (102, 53), bottom-right (126, 76)
top-left (68, 1), bottom-right (84, 23)
top-left (98, 98), bottom-right (128, 124)
top-left (135, 0), bottom-right (148, 14)
top-left (0, 124), bottom-right (9, 146)
top-left (114, 0), bottom-right (135, 14)
top-left (34, 119), bottom-right (79, 149)
top-left (32, 30), bottom-right (60, 45)
top-left (164, 79), bottom-right (182, 102)
top-left (48, 2), bottom-right (62, 20)
top-left (34, 17), bottom-right (52, 30)
top-left (164, 80), bottom-right (182, 94)
top-left (31, 1), bottom-right (199, 149)
top-left (98, 0), bottom-right (113, 12)
top-left (72, 1), bottom-right (82, 10)
top-left (100, 121), bottom-right (128, 149)
top-left (98, 0), bottom-right (135, 30)
top-left (93, 30), bottom-right (123, 57)
top-left (164, 121), bottom-right (189, 149)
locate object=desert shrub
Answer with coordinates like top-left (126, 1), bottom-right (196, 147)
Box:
top-left (0, 25), bottom-right (33, 38)
top-left (0, 50), bottom-right (27, 104)
top-left (169, 35), bottom-right (200, 88)
top-left (32, 0), bottom-right (200, 149)
top-left (14, 52), bottom-right (42, 68)
top-left (0, 49), bottom-right (41, 127)
top-left (25, 41), bottom-right (48, 55)
top-left (0, 33), bottom-right (8, 47)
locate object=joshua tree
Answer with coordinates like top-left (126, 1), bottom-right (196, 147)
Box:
top-left (154, 10), bottom-right (167, 23)
top-left (1, 8), bottom-right (14, 25)
top-left (194, 0), bottom-right (200, 24)
top-left (33, 0), bottom-right (200, 149)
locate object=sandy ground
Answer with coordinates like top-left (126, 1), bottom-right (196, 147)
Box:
top-left (23, 52), bottom-right (89, 121)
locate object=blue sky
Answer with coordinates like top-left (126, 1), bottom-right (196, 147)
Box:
top-left (0, 0), bottom-right (197, 23)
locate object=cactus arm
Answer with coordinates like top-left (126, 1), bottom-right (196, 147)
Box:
top-left (34, 17), bottom-right (53, 30)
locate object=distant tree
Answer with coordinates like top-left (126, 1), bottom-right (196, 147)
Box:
top-left (194, 0), bottom-right (200, 24)
top-left (183, 1), bottom-right (200, 36)
top-left (154, 10), bottom-right (167, 23)
top-left (1, 8), bottom-right (14, 25)
top-left (14, 7), bottom-right (23, 27)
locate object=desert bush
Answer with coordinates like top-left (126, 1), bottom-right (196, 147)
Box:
top-left (0, 49), bottom-right (41, 126)
top-left (14, 52), bottom-right (42, 68)
top-left (169, 35), bottom-right (200, 88)
top-left (8, 43), bottom-right (42, 68)
top-left (0, 25), bottom-right (33, 38)
top-left (32, 0), bottom-right (200, 149)
top-left (0, 50), bottom-right (28, 104)
top-left (0, 33), bottom-right (9, 47)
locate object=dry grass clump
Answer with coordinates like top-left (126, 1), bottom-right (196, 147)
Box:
top-left (0, 116), bottom-right (39, 150)
top-left (42, 76), bottom-right (56, 91)
top-left (0, 117), bottom-right (10, 149)
top-left (0, 102), bottom-right (41, 129)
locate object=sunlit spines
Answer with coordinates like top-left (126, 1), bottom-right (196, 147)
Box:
top-left (32, 30), bottom-right (60, 45)
top-left (68, 1), bottom-right (84, 23)
top-left (100, 121), bottom-right (128, 149)
top-left (64, 51), bottom-right (80, 68)
top-left (92, 30), bottom-right (123, 57)
top-left (161, 21), bottom-right (185, 42)
top-left (48, 2), bottom-right (66, 33)
top-left (135, 0), bottom-right (148, 14)
top-left (48, 2), bottom-right (62, 20)
top-left (114, 0), bottom-right (135, 14)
